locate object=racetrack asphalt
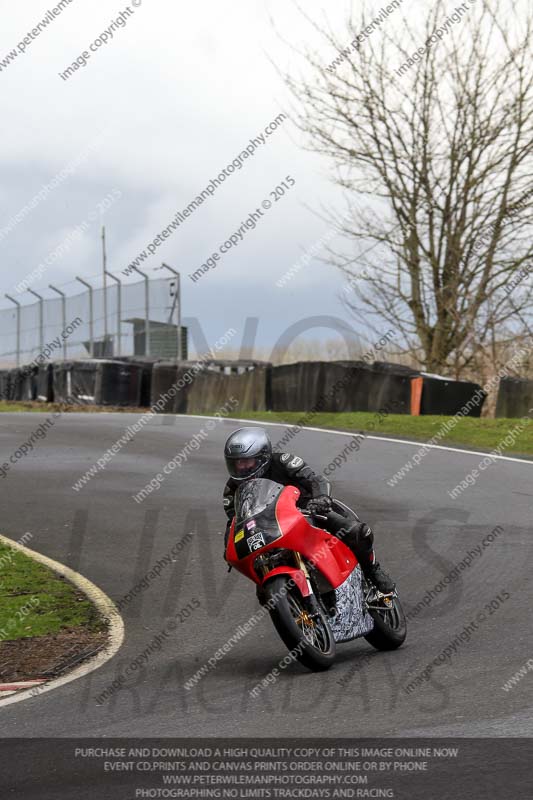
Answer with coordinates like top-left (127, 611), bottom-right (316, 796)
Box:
top-left (0, 411), bottom-right (532, 737)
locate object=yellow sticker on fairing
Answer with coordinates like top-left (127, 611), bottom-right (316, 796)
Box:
top-left (234, 529), bottom-right (244, 542)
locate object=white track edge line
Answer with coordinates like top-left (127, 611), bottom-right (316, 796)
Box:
top-left (0, 534), bottom-right (124, 708)
top-left (3, 410), bottom-right (530, 465)
top-left (178, 414), bottom-right (533, 466)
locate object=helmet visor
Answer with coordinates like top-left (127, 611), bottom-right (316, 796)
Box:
top-left (226, 456), bottom-right (265, 481)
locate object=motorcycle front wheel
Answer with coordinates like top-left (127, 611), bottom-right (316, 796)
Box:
top-left (264, 575), bottom-right (336, 671)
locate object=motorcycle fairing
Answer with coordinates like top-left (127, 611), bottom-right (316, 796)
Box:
top-left (232, 517), bottom-right (284, 560)
top-left (261, 566), bottom-right (311, 597)
top-left (226, 480), bottom-right (357, 590)
top-left (232, 480), bottom-right (285, 559)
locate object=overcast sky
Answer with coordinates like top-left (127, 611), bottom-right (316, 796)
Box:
top-left (1, 0), bottom-right (519, 359)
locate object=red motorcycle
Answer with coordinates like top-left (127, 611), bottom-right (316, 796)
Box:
top-left (225, 478), bottom-right (406, 671)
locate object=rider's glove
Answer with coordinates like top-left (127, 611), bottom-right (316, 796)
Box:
top-left (308, 495), bottom-right (332, 515)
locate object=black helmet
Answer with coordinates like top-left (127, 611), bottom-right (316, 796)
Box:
top-left (224, 427), bottom-right (272, 482)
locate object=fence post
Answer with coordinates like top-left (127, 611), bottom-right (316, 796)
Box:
top-left (102, 227), bottom-right (108, 347)
top-left (162, 263), bottom-right (181, 361)
top-left (5, 294), bottom-right (21, 366)
top-left (129, 266), bottom-right (150, 356)
top-left (27, 289), bottom-right (44, 355)
top-left (49, 285), bottom-right (67, 360)
top-left (105, 270), bottom-right (121, 357)
top-left (76, 277), bottom-right (94, 357)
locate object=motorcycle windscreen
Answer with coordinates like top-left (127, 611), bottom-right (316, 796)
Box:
top-left (233, 478), bottom-right (284, 559)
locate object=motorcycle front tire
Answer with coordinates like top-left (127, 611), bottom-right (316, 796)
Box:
top-left (264, 575), bottom-right (336, 672)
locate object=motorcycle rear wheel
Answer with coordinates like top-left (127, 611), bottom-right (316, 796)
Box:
top-left (264, 575), bottom-right (336, 671)
top-left (363, 579), bottom-right (407, 650)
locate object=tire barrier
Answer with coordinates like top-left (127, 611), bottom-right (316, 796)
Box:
top-left (53, 361), bottom-right (99, 405)
top-left (20, 365), bottom-right (38, 402)
top-left (137, 361), bottom-right (159, 408)
top-left (0, 358), bottom-right (526, 418)
top-left (0, 366), bottom-right (38, 402)
top-left (150, 362), bottom-right (271, 415)
top-left (271, 362), bottom-right (328, 412)
top-left (373, 361), bottom-right (419, 375)
top-left (270, 362), bottom-right (486, 416)
top-left (94, 361), bottom-right (143, 407)
top-left (52, 360), bottom-right (143, 406)
top-left (150, 362), bottom-right (177, 412)
top-left (367, 364), bottom-right (412, 414)
top-left (270, 361), bottom-right (412, 414)
top-left (111, 357), bottom-right (161, 408)
top-left (419, 375), bottom-right (486, 417)
top-left (0, 370), bottom-right (10, 401)
top-left (187, 365), bottom-right (271, 414)
top-left (496, 376), bottom-right (533, 418)
top-left (36, 364), bottom-right (54, 403)
top-left (150, 362), bottom-right (192, 413)
top-left (315, 361), bottom-right (369, 413)
top-left (8, 368), bottom-right (24, 401)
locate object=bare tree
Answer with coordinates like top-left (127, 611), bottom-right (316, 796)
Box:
top-left (284, 0), bottom-right (533, 375)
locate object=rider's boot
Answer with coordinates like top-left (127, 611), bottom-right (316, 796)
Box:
top-left (363, 558), bottom-right (396, 594)
top-left (337, 523), bottom-right (396, 594)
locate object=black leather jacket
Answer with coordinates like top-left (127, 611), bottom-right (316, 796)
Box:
top-left (223, 452), bottom-right (330, 527)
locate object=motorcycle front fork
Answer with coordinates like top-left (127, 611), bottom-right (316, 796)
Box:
top-left (292, 552), bottom-right (331, 620)
top-left (256, 552), bottom-right (324, 619)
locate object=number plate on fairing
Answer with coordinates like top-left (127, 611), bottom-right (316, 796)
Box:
top-left (234, 524), bottom-right (282, 559)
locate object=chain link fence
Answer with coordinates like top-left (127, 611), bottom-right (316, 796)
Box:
top-left (0, 275), bottom-right (185, 366)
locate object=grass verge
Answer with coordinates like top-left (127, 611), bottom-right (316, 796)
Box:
top-left (236, 411), bottom-right (533, 457)
top-left (0, 400), bottom-right (140, 414)
top-left (0, 400), bottom-right (531, 456)
top-left (0, 540), bottom-right (106, 641)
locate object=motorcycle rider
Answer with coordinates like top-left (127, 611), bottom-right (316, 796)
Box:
top-left (222, 427), bottom-right (395, 594)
